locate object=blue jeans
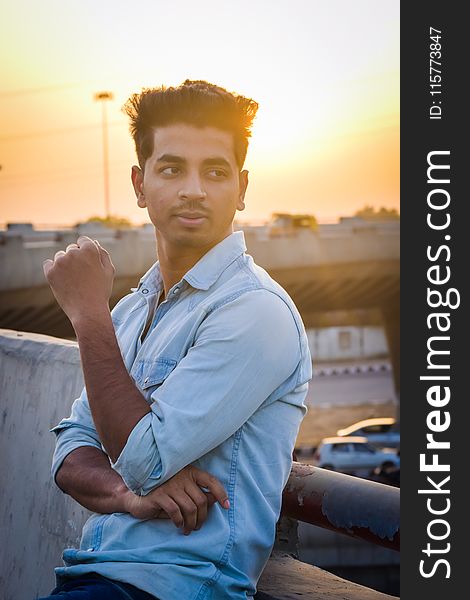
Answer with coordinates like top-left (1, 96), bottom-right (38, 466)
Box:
top-left (37, 573), bottom-right (278, 599)
top-left (37, 574), bottom-right (157, 599)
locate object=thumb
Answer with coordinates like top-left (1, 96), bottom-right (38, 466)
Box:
top-left (94, 240), bottom-right (115, 272)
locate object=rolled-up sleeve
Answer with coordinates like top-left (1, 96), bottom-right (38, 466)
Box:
top-left (51, 387), bottom-right (103, 484)
top-left (111, 289), bottom-right (304, 495)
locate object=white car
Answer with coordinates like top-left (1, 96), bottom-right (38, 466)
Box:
top-left (336, 417), bottom-right (400, 449)
top-left (312, 436), bottom-right (400, 476)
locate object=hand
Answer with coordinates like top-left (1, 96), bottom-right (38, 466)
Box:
top-left (124, 465), bottom-right (230, 535)
top-left (43, 236), bottom-right (115, 326)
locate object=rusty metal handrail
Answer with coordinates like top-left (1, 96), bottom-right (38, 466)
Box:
top-left (282, 462), bottom-right (400, 551)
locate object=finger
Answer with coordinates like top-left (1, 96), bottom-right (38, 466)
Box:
top-left (54, 250), bottom-right (66, 261)
top-left (172, 494), bottom-right (198, 535)
top-left (65, 243), bottom-right (79, 252)
top-left (185, 485), bottom-right (208, 530)
top-left (193, 468), bottom-right (230, 509)
top-left (155, 497), bottom-right (184, 529)
top-left (42, 259), bottom-right (53, 278)
top-left (76, 235), bottom-right (95, 248)
top-left (204, 491), bottom-right (217, 507)
top-left (76, 236), bottom-right (100, 258)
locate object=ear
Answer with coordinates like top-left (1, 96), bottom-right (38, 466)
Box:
top-left (237, 170), bottom-right (249, 211)
top-left (131, 165), bottom-right (146, 208)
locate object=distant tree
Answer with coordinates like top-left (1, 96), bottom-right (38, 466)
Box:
top-left (354, 205), bottom-right (399, 221)
top-left (81, 215), bottom-right (133, 229)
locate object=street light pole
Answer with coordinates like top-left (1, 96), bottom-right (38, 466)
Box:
top-left (94, 91), bottom-right (114, 220)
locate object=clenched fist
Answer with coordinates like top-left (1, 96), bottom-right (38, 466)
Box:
top-left (43, 236), bottom-right (115, 327)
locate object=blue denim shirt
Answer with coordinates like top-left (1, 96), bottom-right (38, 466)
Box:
top-left (51, 231), bottom-right (312, 599)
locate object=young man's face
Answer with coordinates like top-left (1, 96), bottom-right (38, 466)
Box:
top-left (132, 123), bottom-right (248, 254)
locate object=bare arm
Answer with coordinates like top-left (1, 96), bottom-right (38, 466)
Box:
top-left (56, 446), bottom-right (130, 513)
top-left (73, 308), bottom-right (151, 462)
top-left (56, 446), bottom-right (229, 534)
top-left (43, 236), bottom-right (150, 462)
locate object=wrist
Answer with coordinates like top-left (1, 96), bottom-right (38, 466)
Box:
top-left (71, 306), bottom-right (113, 335)
top-left (113, 480), bottom-right (134, 513)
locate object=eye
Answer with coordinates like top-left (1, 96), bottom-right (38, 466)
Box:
top-left (207, 168), bottom-right (227, 179)
top-left (160, 166), bottom-right (180, 176)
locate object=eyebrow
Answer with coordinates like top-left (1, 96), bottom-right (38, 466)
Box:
top-left (202, 157), bottom-right (231, 169)
top-left (156, 154), bottom-right (232, 169)
top-left (156, 154), bottom-right (185, 163)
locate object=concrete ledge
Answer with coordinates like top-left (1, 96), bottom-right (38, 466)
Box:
top-left (0, 329), bottom-right (89, 600)
top-left (0, 327), bottom-right (79, 354)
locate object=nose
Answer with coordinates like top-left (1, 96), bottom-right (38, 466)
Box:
top-left (178, 171), bottom-right (207, 201)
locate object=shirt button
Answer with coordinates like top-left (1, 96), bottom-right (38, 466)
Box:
top-left (173, 287), bottom-right (179, 294)
top-left (144, 377), bottom-right (149, 384)
top-left (142, 288), bottom-right (149, 295)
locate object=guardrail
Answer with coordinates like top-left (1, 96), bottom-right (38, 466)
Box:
top-left (282, 462), bottom-right (400, 551)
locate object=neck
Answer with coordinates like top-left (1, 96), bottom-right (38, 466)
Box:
top-left (156, 233), bottom-right (231, 296)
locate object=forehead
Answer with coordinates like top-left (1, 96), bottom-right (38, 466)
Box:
top-left (150, 123), bottom-right (236, 163)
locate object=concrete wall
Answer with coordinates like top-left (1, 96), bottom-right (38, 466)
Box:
top-left (0, 329), bottom-right (90, 600)
top-left (306, 326), bottom-right (389, 362)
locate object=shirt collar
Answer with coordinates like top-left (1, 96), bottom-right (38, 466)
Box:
top-left (135, 262), bottom-right (163, 295)
top-left (138, 231), bottom-right (247, 293)
top-left (183, 231), bottom-right (247, 290)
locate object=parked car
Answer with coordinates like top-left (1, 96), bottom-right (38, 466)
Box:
top-left (336, 417), bottom-right (400, 449)
top-left (312, 436), bottom-right (400, 476)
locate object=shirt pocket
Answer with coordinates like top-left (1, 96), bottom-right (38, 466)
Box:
top-left (133, 357), bottom-right (177, 402)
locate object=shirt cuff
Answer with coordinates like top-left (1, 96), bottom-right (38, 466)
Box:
top-left (111, 412), bottom-right (163, 495)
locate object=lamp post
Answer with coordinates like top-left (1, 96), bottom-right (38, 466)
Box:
top-left (94, 91), bottom-right (114, 220)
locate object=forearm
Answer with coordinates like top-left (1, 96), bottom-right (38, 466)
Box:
top-left (56, 446), bottom-right (229, 533)
top-left (56, 446), bottom-right (133, 514)
top-left (72, 309), bottom-right (151, 462)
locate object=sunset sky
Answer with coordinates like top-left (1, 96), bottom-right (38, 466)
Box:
top-left (0, 0), bottom-right (399, 227)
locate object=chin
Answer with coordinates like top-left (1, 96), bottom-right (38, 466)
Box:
top-left (162, 230), bottom-right (211, 246)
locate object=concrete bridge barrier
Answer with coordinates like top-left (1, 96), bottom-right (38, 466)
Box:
top-left (0, 329), bottom-right (398, 599)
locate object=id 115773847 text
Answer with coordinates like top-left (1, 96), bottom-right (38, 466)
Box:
top-left (429, 27), bottom-right (443, 120)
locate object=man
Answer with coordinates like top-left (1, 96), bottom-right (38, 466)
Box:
top-left (41, 80), bottom-right (312, 599)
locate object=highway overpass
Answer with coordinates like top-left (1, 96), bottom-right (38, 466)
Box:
top-left (0, 219), bottom-right (399, 389)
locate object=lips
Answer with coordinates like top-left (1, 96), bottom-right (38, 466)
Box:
top-left (175, 212), bottom-right (208, 227)
top-left (176, 212), bottom-right (207, 219)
